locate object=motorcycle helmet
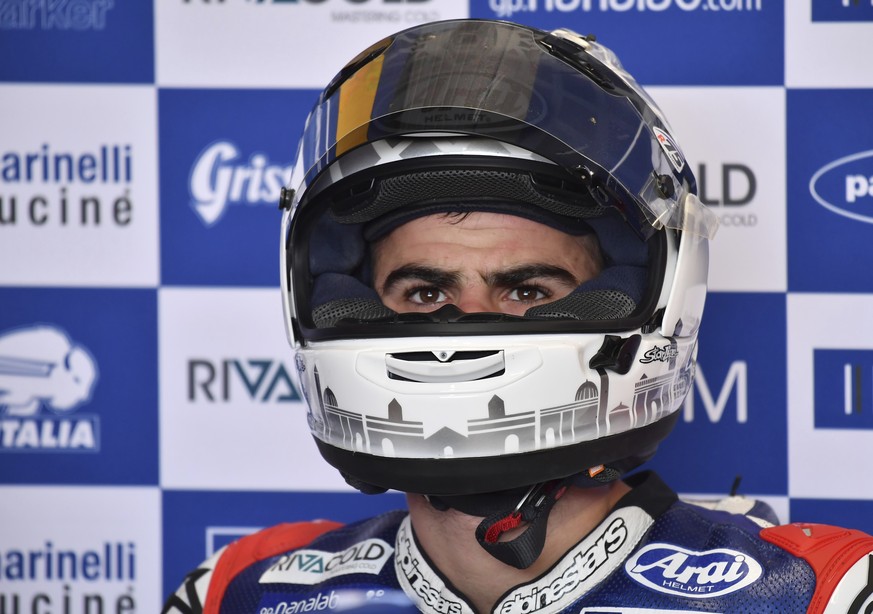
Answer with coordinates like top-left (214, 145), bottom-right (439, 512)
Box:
top-left (280, 19), bottom-right (717, 503)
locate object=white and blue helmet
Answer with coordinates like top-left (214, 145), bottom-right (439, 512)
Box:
top-left (280, 19), bottom-right (717, 498)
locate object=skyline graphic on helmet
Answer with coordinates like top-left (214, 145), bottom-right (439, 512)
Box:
top-left (302, 344), bottom-right (694, 494)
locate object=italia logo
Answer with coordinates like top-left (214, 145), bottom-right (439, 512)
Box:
top-left (0, 325), bottom-right (100, 452)
top-left (625, 544), bottom-right (762, 598)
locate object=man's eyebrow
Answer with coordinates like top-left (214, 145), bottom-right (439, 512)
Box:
top-left (381, 265), bottom-right (462, 294)
top-left (486, 264), bottom-right (580, 288)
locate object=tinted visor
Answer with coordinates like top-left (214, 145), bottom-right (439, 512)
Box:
top-left (292, 19), bottom-right (700, 238)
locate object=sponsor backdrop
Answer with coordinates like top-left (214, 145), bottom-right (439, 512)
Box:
top-left (1, 0), bottom-right (872, 607)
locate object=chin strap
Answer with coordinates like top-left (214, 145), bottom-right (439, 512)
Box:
top-left (425, 465), bottom-right (625, 570)
top-left (473, 478), bottom-right (570, 569)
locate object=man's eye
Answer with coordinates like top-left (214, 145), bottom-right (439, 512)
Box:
top-left (407, 287), bottom-right (447, 305)
top-left (507, 286), bottom-right (549, 302)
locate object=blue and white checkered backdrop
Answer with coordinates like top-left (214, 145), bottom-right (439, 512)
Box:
top-left (2, 0), bottom-right (873, 609)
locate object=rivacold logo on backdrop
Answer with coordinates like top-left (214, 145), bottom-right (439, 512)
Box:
top-left (813, 349), bottom-right (873, 430)
top-left (188, 141), bottom-right (292, 227)
top-left (488, 0), bottom-right (761, 19)
top-left (187, 357), bottom-right (301, 403)
top-left (697, 162), bottom-right (758, 228)
top-left (182, 0), bottom-right (441, 24)
top-left (810, 150), bottom-right (873, 225)
top-left (625, 543), bottom-right (762, 598)
top-left (0, 0), bottom-right (115, 30)
top-left (0, 143), bottom-right (134, 228)
top-left (0, 325), bottom-right (100, 452)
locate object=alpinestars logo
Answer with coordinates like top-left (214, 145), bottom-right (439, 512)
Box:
top-left (395, 520), bottom-right (466, 614)
top-left (0, 325), bottom-right (100, 451)
top-left (498, 517), bottom-right (629, 613)
top-left (625, 543), bottom-right (762, 598)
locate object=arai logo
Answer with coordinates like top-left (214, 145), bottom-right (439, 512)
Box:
top-left (625, 543), bottom-right (762, 598)
top-left (809, 150), bottom-right (873, 224)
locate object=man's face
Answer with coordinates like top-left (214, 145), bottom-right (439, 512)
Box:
top-left (372, 212), bottom-right (602, 316)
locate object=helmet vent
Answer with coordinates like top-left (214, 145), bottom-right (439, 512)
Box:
top-left (331, 169), bottom-right (607, 225)
top-left (386, 350), bottom-right (505, 383)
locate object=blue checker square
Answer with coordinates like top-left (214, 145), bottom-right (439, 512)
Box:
top-left (788, 90), bottom-right (873, 292)
top-left (0, 288), bottom-right (158, 484)
top-left (811, 0), bottom-right (873, 22)
top-left (646, 292), bottom-right (787, 497)
top-left (0, 1), bottom-right (153, 83)
top-left (159, 88), bottom-right (318, 287)
top-left (813, 349), bottom-right (873, 430)
top-left (470, 0), bottom-right (783, 86)
top-left (791, 498), bottom-right (873, 538)
top-left (162, 490), bottom-right (406, 599)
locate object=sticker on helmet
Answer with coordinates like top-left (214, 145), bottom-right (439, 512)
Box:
top-left (653, 127), bottom-right (686, 173)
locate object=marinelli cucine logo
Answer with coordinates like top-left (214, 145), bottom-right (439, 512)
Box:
top-left (0, 325), bottom-right (100, 451)
top-left (0, 143), bottom-right (134, 228)
top-left (0, 540), bottom-right (138, 613)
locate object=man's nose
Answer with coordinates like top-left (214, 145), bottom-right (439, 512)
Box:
top-left (456, 289), bottom-right (499, 314)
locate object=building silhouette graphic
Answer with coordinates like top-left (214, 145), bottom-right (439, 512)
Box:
top-left (315, 363), bottom-right (687, 459)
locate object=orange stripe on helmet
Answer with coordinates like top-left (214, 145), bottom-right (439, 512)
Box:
top-left (335, 54), bottom-right (385, 157)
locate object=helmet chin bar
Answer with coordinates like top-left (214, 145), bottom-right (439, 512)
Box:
top-left (314, 410), bottom-right (679, 497)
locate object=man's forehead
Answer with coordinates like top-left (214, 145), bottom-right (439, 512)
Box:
top-left (378, 211), bottom-right (580, 242)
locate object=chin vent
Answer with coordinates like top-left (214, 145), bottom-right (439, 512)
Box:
top-left (386, 350), bottom-right (505, 383)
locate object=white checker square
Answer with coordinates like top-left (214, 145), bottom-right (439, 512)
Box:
top-left (649, 87), bottom-right (786, 292)
top-left (0, 486), bottom-right (161, 613)
top-left (787, 293), bottom-right (873, 499)
top-left (0, 85), bottom-right (158, 287)
top-left (786, 0), bottom-right (873, 88)
top-left (159, 287), bottom-right (350, 491)
top-left (155, 0), bottom-right (469, 88)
